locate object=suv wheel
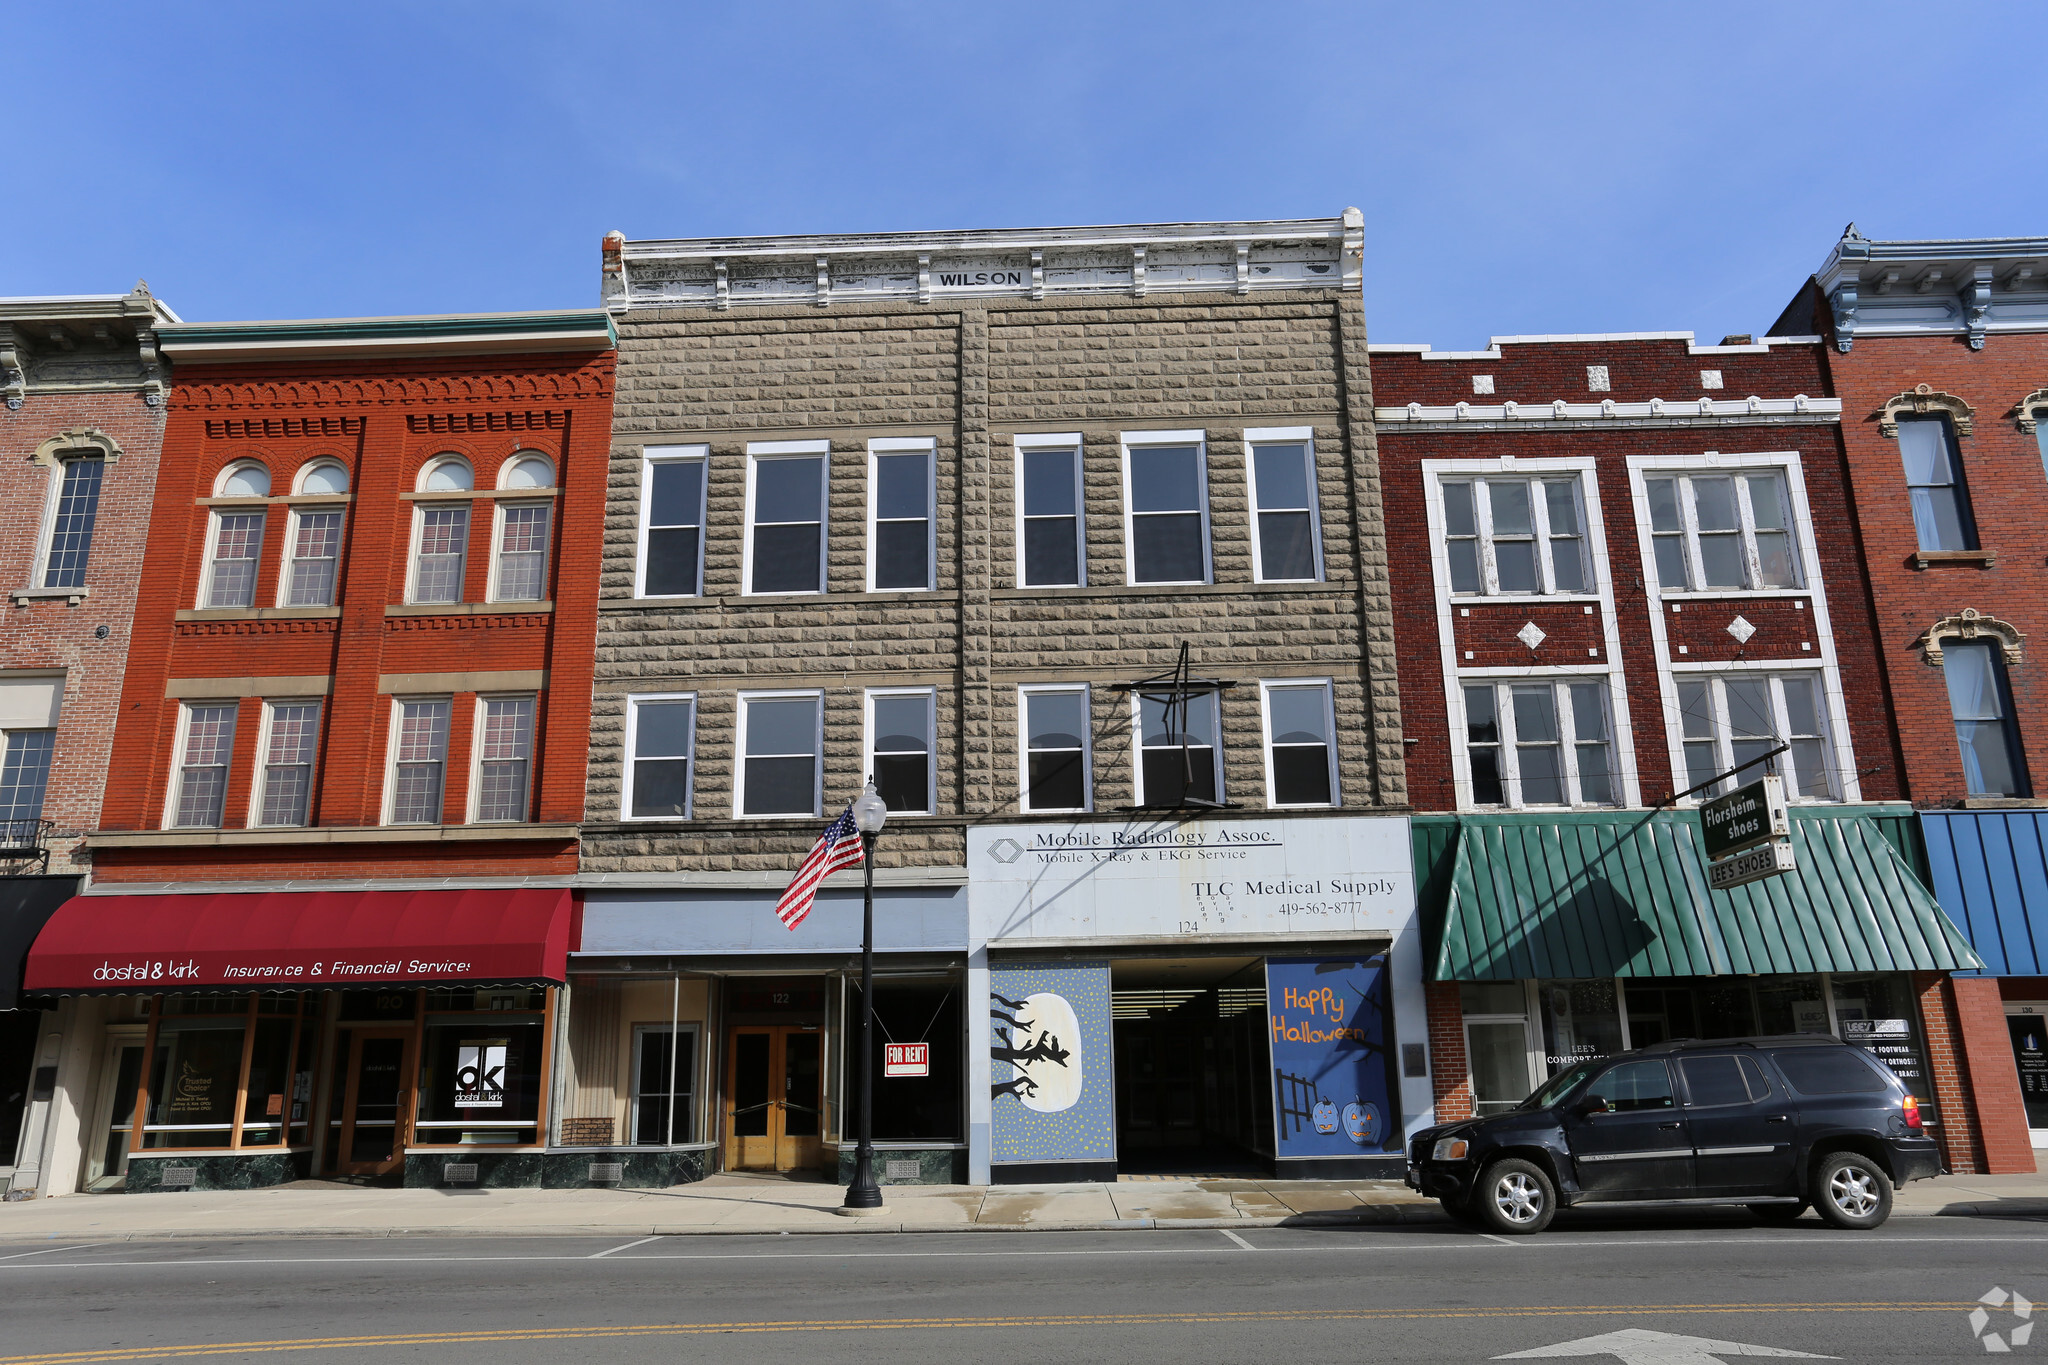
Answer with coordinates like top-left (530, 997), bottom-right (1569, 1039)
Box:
top-left (1811, 1151), bottom-right (1892, 1230)
top-left (1472, 1158), bottom-right (1556, 1235)
top-left (1747, 1201), bottom-right (1806, 1223)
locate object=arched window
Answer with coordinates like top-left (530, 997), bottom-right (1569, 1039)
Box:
top-left (216, 461), bottom-right (272, 498)
top-left (418, 456), bottom-right (474, 493)
top-left (283, 461), bottom-right (349, 608)
top-left (490, 454), bottom-right (555, 603)
top-left (203, 462), bottom-right (272, 608)
top-left (499, 453), bottom-right (555, 490)
top-left (294, 460), bottom-right (350, 495)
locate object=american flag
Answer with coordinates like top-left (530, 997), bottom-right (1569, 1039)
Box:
top-left (775, 803), bottom-right (866, 930)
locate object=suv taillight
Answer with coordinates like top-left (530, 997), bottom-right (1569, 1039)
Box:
top-left (1903, 1095), bottom-right (1922, 1130)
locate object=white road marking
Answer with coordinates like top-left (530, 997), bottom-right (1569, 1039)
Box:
top-left (1495, 1326), bottom-right (1835, 1361)
top-left (1480, 1233), bottom-right (1521, 1247)
top-left (1219, 1230), bottom-right (1257, 1251)
top-left (589, 1235), bottom-right (664, 1259)
top-left (0, 1241), bottom-right (113, 1262)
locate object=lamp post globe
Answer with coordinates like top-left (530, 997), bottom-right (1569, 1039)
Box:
top-left (843, 779), bottom-right (888, 1212)
top-left (852, 781), bottom-right (888, 836)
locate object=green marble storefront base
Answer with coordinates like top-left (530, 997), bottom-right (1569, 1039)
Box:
top-left (402, 1151), bottom-right (546, 1189)
top-left (540, 1148), bottom-right (708, 1188)
top-left (125, 1151), bottom-right (310, 1193)
top-left (834, 1146), bottom-right (966, 1186)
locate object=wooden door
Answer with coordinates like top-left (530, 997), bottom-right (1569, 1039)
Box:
top-left (336, 1027), bottom-right (416, 1177)
top-left (725, 1027), bottom-right (824, 1172)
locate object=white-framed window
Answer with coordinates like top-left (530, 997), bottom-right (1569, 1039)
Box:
top-left (203, 510), bottom-right (267, 609)
top-left (0, 676), bottom-right (61, 826)
top-left (1133, 689), bottom-right (1222, 807)
top-left (622, 693), bottom-right (696, 820)
top-left (281, 507), bottom-right (344, 607)
top-left (1897, 416), bottom-right (1977, 553)
top-left (735, 690), bottom-right (822, 818)
top-left (1942, 641), bottom-right (2029, 798)
top-left (293, 460), bottom-right (350, 496)
top-left (1462, 679), bottom-right (1616, 808)
top-left (865, 688), bottom-right (934, 816)
top-left (471, 695), bottom-right (536, 823)
top-left (409, 505), bottom-right (470, 604)
top-left (1440, 474), bottom-right (1591, 596)
top-left (170, 702), bottom-right (238, 829)
top-left (1643, 469), bottom-right (1800, 592)
top-left (637, 446), bottom-right (707, 598)
top-left (1245, 429), bottom-right (1322, 583)
top-left (1019, 685), bottom-right (1090, 814)
top-left (1675, 672), bottom-right (1833, 801)
top-left (744, 442), bottom-right (828, 596)
top-left (631, 1023), bottom-right (699, 1146)
top-left (385, 697), bottom-right (451, 825)
top-left (217, 461), bottom-right (271, 498)
top-left (1260, 680), bottom-right (1337, 808)
top-left (868, 438), bottom-right (935, 592)
top-left (38, 453), bottom-right (107, 590)
top-left (1121, 431), bottom-right (1210, 585)
top-left (1014, 434), bottom-right (1084, 588)
top-left (253, 700), bottom-right (320, 827)
top-left (491, 504), bottom-right (552, 602)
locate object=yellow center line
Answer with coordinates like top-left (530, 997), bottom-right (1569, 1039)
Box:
top-left (0, 1302), bottom-right (1982, 1364)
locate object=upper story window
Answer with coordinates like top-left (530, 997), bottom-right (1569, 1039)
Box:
top-left (1123, 435), bottom-right (1209, 585)
top-left (1135, 690), bottom-right (1221, 807)
top-left (1897, 417), bottom-right (1976, 553)
top-left (1442, 476), bottom-right (1589, 595)
top-left (1247, 433), bottom-right (1322, 583)
top-left (866, 688), bottom-right (935, 816)
top-left (255, 701), bottom-right (321, 827)
top-left (171, 702), bottom-right (238, 829)
top-left (736, 691), bottom-right (823, 817)
top-left (745, 444), bottom-right (827, 596)
top-left (387, 698), bottom-right (452, 824)
top-left (1463, 680), bottom-right (1615, 808)
top-left (1019, 685), bottom-right (1090, 813)
top-left (1676, 673), bottom-right (1832, 801)
top-left (1016, 437), bottom-right (1083, 588)
top-left (623, 694), bottom-right (695, 820)
top-left (296, 460), bottom-right (350, 496)
top-left (490, 454), bottom-right (554, 603)
top-left (282, 461), bottom-right (349, 608)
top-left (1261, 680), bottom-right (1337, 807)
top-left (1644, 471), bottom-right (1799, 592)
top-left (638, 447), bottom-right (707, 598)
top-left (472, 695), bottom-right (536, 822)
top-left (408, 456), bottom-right (474, 606)
top-left (1941, 641), bottom-right (2029, 798)
top-left (201, 463), bottom-right (272, 610)
top-left (40, 454), bottom-right (106, 590)
top-left (0, 676), bottom-right (61, 826)
top-left (869, 441), bottom-right (935, 592)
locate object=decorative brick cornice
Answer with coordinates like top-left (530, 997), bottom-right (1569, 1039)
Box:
top-left (1921, 608), bottom-right (2024, 666)
top-left (385, 612), bottom-right (553, 632)
top-left (1878, 385), bottom-right (1974, 438)
top-left (2012, 388), bottom-right (2048, 436)
top-left (174, 617), bottom-right (340, 638)
top-left (171, 367), bottom-right (613, 412)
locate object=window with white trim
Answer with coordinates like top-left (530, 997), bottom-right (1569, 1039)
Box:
top-left (172, 703), bottom-right (238, 829)
top-left (1020, 686), bottom-right (1090, 813)
top-left (1463, 680), bottom-right (1615, 808)
top-left (1441, 476), bottom-right (1589, 595)
top-left (1248, 440), bottom-right (1321, 582)
top-left (1135, 689), bottom-right (1221, 807)
top-left (869, 442), bottom-right (934, 592)
top-left (255, 701), bottom-right (320, 827)
top-left (737, 692), bottom-right (822, 817)
top-left (1261, 681), bottom-right (1336, 807)
top-left (492, 504), bottom-right (551, 602)
top-left (747, 448), bottom-right (827, 595)
top-left (0, 730), bottom-right (55, 824)
top-left (1675, 673), bottom-right (1832, 800)
top-left (294, 460), bottom-right (349, 496)
top-left (638, 448), bottom-right (706, 597)
top-left (387, 698), bottom-right (451, 824)
top-left (473, 696), bottom-right (535, 822)
top-left (283, 509), bottom-right (343, 606)
top-left (1940, 642), bottom-right (2028, 798)
top-left (623, 694), bottom-right (695, 820)
top-left (40, 454), bottom-right (106, 589)
top-left (1123, 437), bottom-right (1209, 585)
top-left (1897, 416), bottom-right (1977, 552)
top-left (410, 506), bottom-right (470, 604)
top-left (1016, 438), bottom-right (1083, 587)
top-left (1644, 471), bottom-right (1799, 591)
top-left (866, 688), bottom-right (934, 815)
top-left (204, 506), bottom-right (268, 610)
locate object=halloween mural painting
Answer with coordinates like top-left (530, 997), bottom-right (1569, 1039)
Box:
top-left (1267, 956), bottom-right (1395, 1162)
top-left (988, 963), bottom-right (1114, 1167)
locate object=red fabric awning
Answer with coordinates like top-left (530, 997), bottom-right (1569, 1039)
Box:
top-left (23, 888), bottom-right (573, 993)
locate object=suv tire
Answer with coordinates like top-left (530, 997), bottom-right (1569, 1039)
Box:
top-left (1747, 1201), bottom-right (1806, 1223)
top-left (1471, 1158), bottom-right (1556, 1235)
top-left (1811, 1151), bottom-right (1892, 1230)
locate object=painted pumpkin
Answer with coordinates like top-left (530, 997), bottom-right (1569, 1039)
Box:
top-left (1312, 1099), bottom-right (1339, 1133)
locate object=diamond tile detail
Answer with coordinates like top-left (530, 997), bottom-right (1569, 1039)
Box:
top-left (1726, 615), bottom-right (1756, 643)
top-left (1516, 621), bottom-right (1547, 649)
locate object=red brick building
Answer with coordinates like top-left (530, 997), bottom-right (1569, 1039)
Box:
top-left (2, 285), bottom-right (176, 1196)
top-left (1771, 230), bottom-right (2048, 1172)
top-left (15, 311), bottom-right (615, 1195)
top-left (1371, 329), bottom-right (1999, 1176)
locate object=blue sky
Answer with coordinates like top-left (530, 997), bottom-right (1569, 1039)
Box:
top-left (13, 1), bottom-right (2044, 348)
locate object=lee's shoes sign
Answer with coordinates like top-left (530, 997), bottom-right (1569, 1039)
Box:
top-left (454, 1042), bottom-right (509, 1109)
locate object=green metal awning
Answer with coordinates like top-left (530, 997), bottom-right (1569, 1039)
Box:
top-left (1428, 809), bottom-right (1986, 982)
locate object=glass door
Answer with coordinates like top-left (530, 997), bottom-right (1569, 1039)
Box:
top-left (1465, 1019), bottom-right (1533, 1116)
top-left (724, 1026), bottom-right (823, 1172)
top-left (84, 1028), bottom-right (147, 1191)
top-left (2010, 1004), bottom-right (2048, 1147)
top-left (337, 1028), bottom-right (416, 1177)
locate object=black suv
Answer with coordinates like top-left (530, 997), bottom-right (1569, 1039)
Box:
top-left (1406, 1035), bottom-right (1939, 1235)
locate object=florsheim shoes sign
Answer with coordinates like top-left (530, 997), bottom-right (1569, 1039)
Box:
top-left (1700, 775), bottom-right (1794, 891)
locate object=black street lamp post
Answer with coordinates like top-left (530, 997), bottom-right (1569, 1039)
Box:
top-left (842, 779), bottom-right (889, 1212)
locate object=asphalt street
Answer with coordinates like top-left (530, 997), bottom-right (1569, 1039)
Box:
top-left (2, 1207), bottom-right (2044, 1363)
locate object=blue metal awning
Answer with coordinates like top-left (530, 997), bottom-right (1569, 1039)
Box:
top-left (1920, 811), bottom-right (2048, 976)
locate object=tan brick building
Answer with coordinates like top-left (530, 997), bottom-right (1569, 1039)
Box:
top-left (569, 214), bottom-right (1425, 1186)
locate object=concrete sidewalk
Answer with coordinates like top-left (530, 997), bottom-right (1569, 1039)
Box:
top-left (3, 1171), bottom-right (2046, 1242)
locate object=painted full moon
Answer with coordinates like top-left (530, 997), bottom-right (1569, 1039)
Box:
top-left (1018, 992), bottom-right (1084, 1113)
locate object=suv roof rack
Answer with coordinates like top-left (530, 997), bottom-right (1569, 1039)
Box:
top-left (1636, 1034), bottom-right (1846, 1053)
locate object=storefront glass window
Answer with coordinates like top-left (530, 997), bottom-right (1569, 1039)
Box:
top-left (141, 994), bottom-right (310, 1150)
top-left (1537, 979), bottom-right (1623, 1075)
top-left (1830, 973), bottom-right (1936, 1117)
top-left (416, 1001), bottom-right (546, 1145)
top-left (2008, 1011), bottom-right (2047, 1131)
top-left (632, 1026), bottom-right (697, 1146)
top-left (843, 981), bottom-right (963, 1143)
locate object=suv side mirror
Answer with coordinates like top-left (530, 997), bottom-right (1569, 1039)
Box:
top-left (1573, 1096), bottom-right (1610, 1118)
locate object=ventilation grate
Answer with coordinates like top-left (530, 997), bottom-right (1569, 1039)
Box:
top-left (159, 1166), bottom-right (198, 1189)
top-left (442, 1163), bottom-right (479, 1184)
top-left (588, 1162), bottom-right (624, 1184)
top-left (884, 1159), bottom-right (921, 1181)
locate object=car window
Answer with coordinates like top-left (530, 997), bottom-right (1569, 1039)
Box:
top-left (1584, 1059), bottom-right (1675, 1113)
top-left (1737, 1055), bottom-right (1773, 1101)
top-left (1771, 1048), bottom-right (1890, 1095)
top-left (1523, 1061), bottom-right (1599, 1111)
top-left (1679, 1055), bottom-right (1750, 1107)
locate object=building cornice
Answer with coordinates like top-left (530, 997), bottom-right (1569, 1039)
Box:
top-left (156, 310), bottom-right (617, 363)
top-left (1374, 395), bottom-right (1840, 431)
top-left (1368, 333), bottom-right (1824, 361)
top-left (604, 210), bottom-right (1364, 312)
top-left (1811, 228), bottom-right (2048, 352)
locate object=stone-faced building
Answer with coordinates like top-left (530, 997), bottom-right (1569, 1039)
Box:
top-left (572, 213), bottom-right (1424, 1186)
top-left (2, 284), bottom-right (175, 1198)
top-left (1771, 229), bottom-right (2048, 1171)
